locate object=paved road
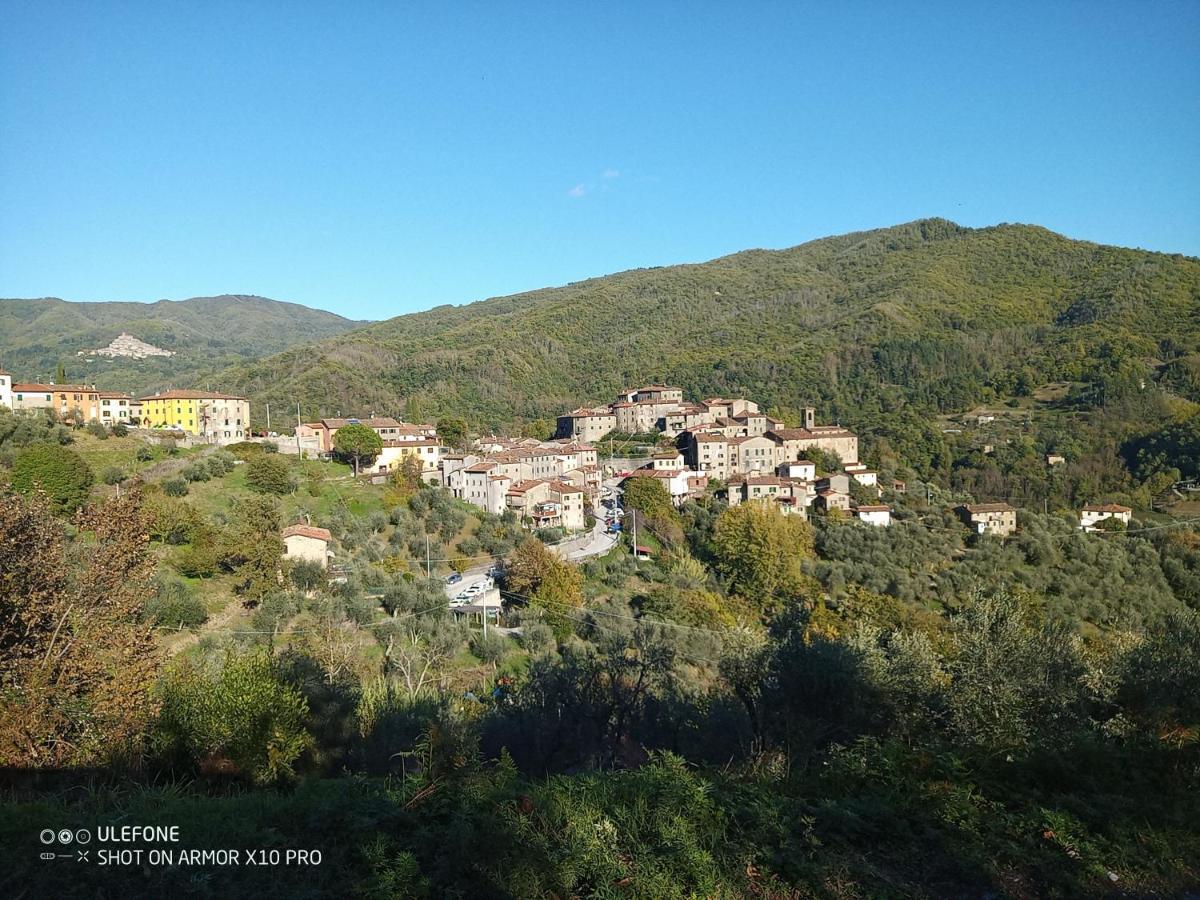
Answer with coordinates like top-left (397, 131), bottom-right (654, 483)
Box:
top-left (551, 477), bottom-right (625, 562)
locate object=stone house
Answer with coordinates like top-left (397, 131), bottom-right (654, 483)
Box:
top-left (957, 502), bottom-right (1017, 537)
top-left (282, 524), bottom-right (332, 568)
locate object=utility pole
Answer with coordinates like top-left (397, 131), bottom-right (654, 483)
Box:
top-left (425, 535), bottom-right (431, 578)
top-left (295, 402), bottom-right (302, 457)
top-left (266, 402), bottom-right (270, 433)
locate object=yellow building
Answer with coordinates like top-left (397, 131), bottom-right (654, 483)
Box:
top-left (138, 390), bottom-right (250, 444)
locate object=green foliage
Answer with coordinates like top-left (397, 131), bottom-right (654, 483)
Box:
top-left (505, 537), bottom-right (584, 610)
top-left (1123, 413), bottom-right (1200, 480)
top-left (217, 221), bottom-right (1200, 439)
top-left (435, 416), bottom-right (468, 450)
top-left (332, 423), bottom-right (383, 474)
top-left (154, 648), bottom-right (311, 783)
top-left (0, 295), bottom-right (361, 405)
top-left (470, 631), bottom-right (512, 665)
top-left (244, 452), bottom-right (295, 494)
top-left (623, 475), bottom-right (682, 544)
top-left (100, 465), bottom-right (125, 485)
top-left (85, 420), bottom-right (109, 439)
top-left (142, 574), bottom-right (208, 629)
top-left (0, 407), bottom-right (73, 454)
top-left (288, 558), bottom-right (326, 591)
top-left (162, 477), bottom-right (189, 497)
top-left (219, 496), bottom-right (284, 601)
top-left (711, 503), bottom-right (813, 606)
top-left (10, 443), bottom-right (94, 514)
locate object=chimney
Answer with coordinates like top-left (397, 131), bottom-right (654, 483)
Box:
top-left (803, 406), bottom-right (815, 429)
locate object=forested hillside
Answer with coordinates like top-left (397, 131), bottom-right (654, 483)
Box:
top-left (218, 219), bottom-right (1200, 430)
top-left (0, 294), bottom-right (365, 396)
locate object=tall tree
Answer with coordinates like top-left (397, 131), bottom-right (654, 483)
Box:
top-left (436, 417), bottom-right (469, 451)
top-left (711, 503), bottom-right (814, 609)
top-left (332, 423), bottom-right (383, 475)
top-left (0, 489), bottom-right (160, 768)
top-left (505, 537), bottom-right (583, 609)
top-left (219, 496), bottom-right (284, 603)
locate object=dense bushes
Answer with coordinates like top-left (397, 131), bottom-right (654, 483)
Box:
top-left (10, 443), bottom-right (94, 514)
top-left (245, 452), bottom-right (295, 494)
top-left (153, 649), bottom-right (311, 783)
top-left (142, 574), bottom-right (208, 629)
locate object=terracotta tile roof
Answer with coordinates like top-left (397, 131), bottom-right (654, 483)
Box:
top-left (854, 505), bottom-right (891, 513)
top-left (282, 524), bottom-right (332, 542)
top-left (507, 479), bottom-right (547, 494)
top-left (1083, 503), bottom-right (1132, 513)
top-left (97, 391), bottom-right (132, 399)
top-left (15, 382), bottom-right (97, 393)
top-left (141, 389), bottom-right (246, 401)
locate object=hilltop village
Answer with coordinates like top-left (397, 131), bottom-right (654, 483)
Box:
top-left (0, 367), bottom-right (1139, 538)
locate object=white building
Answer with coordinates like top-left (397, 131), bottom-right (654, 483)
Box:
top-left (0, 368), bottom-right (11, 409)
top-left (854, 505), bottom-right (892, 527)
top-left (1080, 503), bottom-right (1132, 532)
top-left (98, 391), bottom-right (134, 423)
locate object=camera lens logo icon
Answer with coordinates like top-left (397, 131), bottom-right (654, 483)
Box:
top-left (58, 829), bottom-right (74, 845)
top-left (75, 829), bottom-right (91, 844)
top-left (39, 830), bottom-right (55, 845)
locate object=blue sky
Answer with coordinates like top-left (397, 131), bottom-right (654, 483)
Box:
top-left (1, 1), bottom-right (1197, 321)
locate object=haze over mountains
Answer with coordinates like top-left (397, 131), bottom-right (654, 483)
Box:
top-left (0, 294), bottom-right (365, 394)
top-left (215, 218), bottom-right (1200, 429)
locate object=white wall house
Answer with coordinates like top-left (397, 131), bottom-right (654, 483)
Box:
top-left (855, 505), bottom-right (892, 527)
top-left (1080, 503), bottom-right (1132, 531)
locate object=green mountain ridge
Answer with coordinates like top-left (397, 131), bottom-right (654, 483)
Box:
top-left (0, 294), bottom-right (367, 396)
top-left (215, 218), bottom-right (1200, 429)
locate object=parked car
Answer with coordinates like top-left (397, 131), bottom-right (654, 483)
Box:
top-left (446, 573), bottom-right (463, 585)
top-left (450, 595), bottom-right (471, 607)
top-left (465, 583), bottom-right (484, 596)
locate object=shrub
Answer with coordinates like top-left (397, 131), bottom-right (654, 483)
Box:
top-left (227, 441), bottom-right (266, 459)
top-left (101, 466), bottom-right (125, 485)
top-left (86, 420), bottom-right (109, 440)
top-left (10, 443), bottom-right (94, 515)
top-left (143, 576), bottom-right (208, 629)
top-left (154, 649), bottom-right (311, 783)
top-left (182, 461), bottom-right (212, 482)
top-left (289, 559), bottom-right (327, 592)
top-left (111, 423), bottom-right (128, 437)
top-left (206, 451), bottom-right (236, 476)
top-left (135, 446), bottom-right (155, 462)
top-left (173, 542), bottom-right (218, 578)
top-left (163, 477), bottom-right (189, 497)
top-left (246, 454), bottom-right (295, 495)
top-left (471, 631), bottom-right (512, 665)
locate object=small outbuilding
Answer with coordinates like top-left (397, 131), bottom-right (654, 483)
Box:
top-left (282, 523), bottom-right (332, 568)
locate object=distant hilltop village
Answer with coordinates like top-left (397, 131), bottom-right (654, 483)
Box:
top-left (79, 332), bottom-right (175, 359)
top-left (556, 385), bottom-right (859, 470)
